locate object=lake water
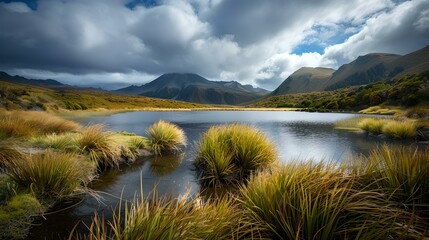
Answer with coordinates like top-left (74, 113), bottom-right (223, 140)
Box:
top-left (29, 111), bottom-right (424, 239)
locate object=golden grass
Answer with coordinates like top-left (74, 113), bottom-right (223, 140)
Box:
top-left (76, 124), bottom-right (123, 169)
top-left (334, 117), bottom-right (363, 130)
top-left (0, 110), bottom-right (80, 138)
top-left (358, 106), bottom-right (400, 115)
top-left (195, 124), bottom-right (277, 187)
top-left (358, 118), bottom-right (385, 135)
top-left (382, 120), bottom-right (417, 139)
top-left (147, 120), bottom-right (186, 155)
top-left (5, 150), bottom-right (94, 201)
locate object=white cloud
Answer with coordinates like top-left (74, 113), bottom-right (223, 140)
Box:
top-left (0, 0), bottom-right (428, 91)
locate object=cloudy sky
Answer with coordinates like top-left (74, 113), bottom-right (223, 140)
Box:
top-left (0, 0), bottom-right (428, 90)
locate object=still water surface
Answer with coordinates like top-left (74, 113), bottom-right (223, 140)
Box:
top-left (29, 111), bottom-right (422, 239)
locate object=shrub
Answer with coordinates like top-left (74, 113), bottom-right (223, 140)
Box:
top-left (76, 124), bottom-right (123, 169)
top-left (5, 150), bottom-right (93, 201)
top-left (358, 118), bottom-right (384, 135)
top-left (194, 124), bottom-right (277, 187)
top-left (71, 190), bottom-right (244, 240)
top-left (239, 162), bottom-right (423, 240)
top-left (147, 120), bottom-right (186, 155)
top-left (382, 120), bottom-right (417, 139)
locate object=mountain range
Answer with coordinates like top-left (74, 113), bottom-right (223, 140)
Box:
top-left (114, 73), bottom-right (269, 105)
top-left (271, 44), bottom-right (429, 95)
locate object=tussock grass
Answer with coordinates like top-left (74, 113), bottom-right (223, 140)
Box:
top-left (71, 190), bottom-right (247, 240)
top-left (358, 118), bottom-right (385, 135)
top-left (30, 133), bottom-right (79, 152)
top-left (0, 139), bottom-right (22, 168)
top-left (349, 145), bottom-right (429, 206)
top-left (239, 161), bottom-right (424, 240)
top-left (5, 150), bottom-right (93, 201)
top-left (147, 120), bottom-right (186, 155)
top-left (382, 120), bottom-right (417, 139)
top-left (0, 110), bottom-right (80, 138)
top-left (195, 124), bottom-right (277, 187)
top-left (359, 106), bottom-right (400, 115)
top-left (334, 117), bottom-right (362, 130)
top-left (76, 124), bottom-right (123, 169)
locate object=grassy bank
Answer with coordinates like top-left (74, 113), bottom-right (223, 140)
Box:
top-left (0, 110), bottom-right (187, 239)
top-left (74, 144), bottom-right (429, 240)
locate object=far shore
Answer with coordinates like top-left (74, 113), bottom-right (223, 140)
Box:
top-left (56, 107), bottom-right (301, 117)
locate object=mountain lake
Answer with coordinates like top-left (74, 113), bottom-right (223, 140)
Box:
top-left (29, 110), bottom-right (427, 239)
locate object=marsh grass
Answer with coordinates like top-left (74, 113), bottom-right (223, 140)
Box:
top-left (382, 120), bottom-right (417, 139)
top-left (358, 118), bottom-right (385, 135)
top-left (0, 110), bottom-right (80, 138)
top-left (239, 162), bottom-right (424, 240)
top-left (76, 124), bottom-right (123, 169)
top-left (195, 124), bottom-right (277, 187)
top-left (5, 150), bottom-right (93, 201)
top-left (147, 120), bottom-right (186, 155)
top-left (71, 190), bottom-right (248, 240)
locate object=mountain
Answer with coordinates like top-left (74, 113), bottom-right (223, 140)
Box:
top-left (271, 67), bottom-right (334, 95)
top-left (326, 53), bottom-right (400, 90)
top-left (0, 71), bottom-right (66, 89)
top-left (271, 44), bottom-right (429, 96)
top-left (115, 73), bottom-right (269, 105)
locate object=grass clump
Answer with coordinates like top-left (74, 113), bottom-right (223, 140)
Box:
top-left (239, 162), bottom-right (423, 240)
top-left (5, 150), bottom-right (93, 202)
top-left (30, 133), bottom-right (78, 152)
top-left (71, 190), bottom-right (245, 240)
top-left (382, 120), bottom-right (417, 139)
top-left (76, 124), bottom-right (123, 169)
top-left (334, 117), bottom-right (362, 130)
top-left (195, 124), bottom-right (277, 187)
top-left (0, 193), bottom-right (42, 240)
top-left (358, 118), bottom-right (385, 135)
top-left (147, 120), bottom-right (186, 155)
top-left (350, 145), bottom-right (429, 206)
top-left (0, 139), bottom-right (22, 168)
top-left (0, 110), bottom-right (80, 138)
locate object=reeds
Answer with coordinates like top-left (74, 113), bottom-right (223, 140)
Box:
top-left (147, 120), bottom-right (186, 155)
top-left (5, 150), bottom-right (93, 201)
top-left (194, 124), bottom-right (277, 187)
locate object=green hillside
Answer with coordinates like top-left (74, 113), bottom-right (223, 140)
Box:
top-left (250, 72), bottom-right (429, 111)
top-left (0, 80), bottom-right (209, 112)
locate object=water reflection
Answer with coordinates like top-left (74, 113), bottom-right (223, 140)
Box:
top-left (149, 153), bottom-right (185, 176)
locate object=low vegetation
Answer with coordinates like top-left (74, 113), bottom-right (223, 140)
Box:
top-left (71, 191), bottom-right (247, 240)
top-left (251, 72), bottom-right (429, 111)
top-left (0, 110), bottom-right (187, 239)
top-left (147, 120), bottom-right (186, 155)
top-left (0, 81), bottom-right (209, 112)
top-left (75, 145), bottom-right (429, 239)
top-left (194, 124), bottom-right (277, 187)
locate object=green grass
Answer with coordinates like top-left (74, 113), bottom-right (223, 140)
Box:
top-left (194, 124), bottom-right (277, 187)
top-left (5, 150), bottom-right (94, 202)
top-left (71, 190), bottom-right (246, 240)
top-left (30, 133), bottom-right (79, 151)
top-left (147, 120), bottom-right (186, 155)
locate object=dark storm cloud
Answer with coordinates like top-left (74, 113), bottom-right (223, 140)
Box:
top-left (0, 0), bottom-right (428, 90)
